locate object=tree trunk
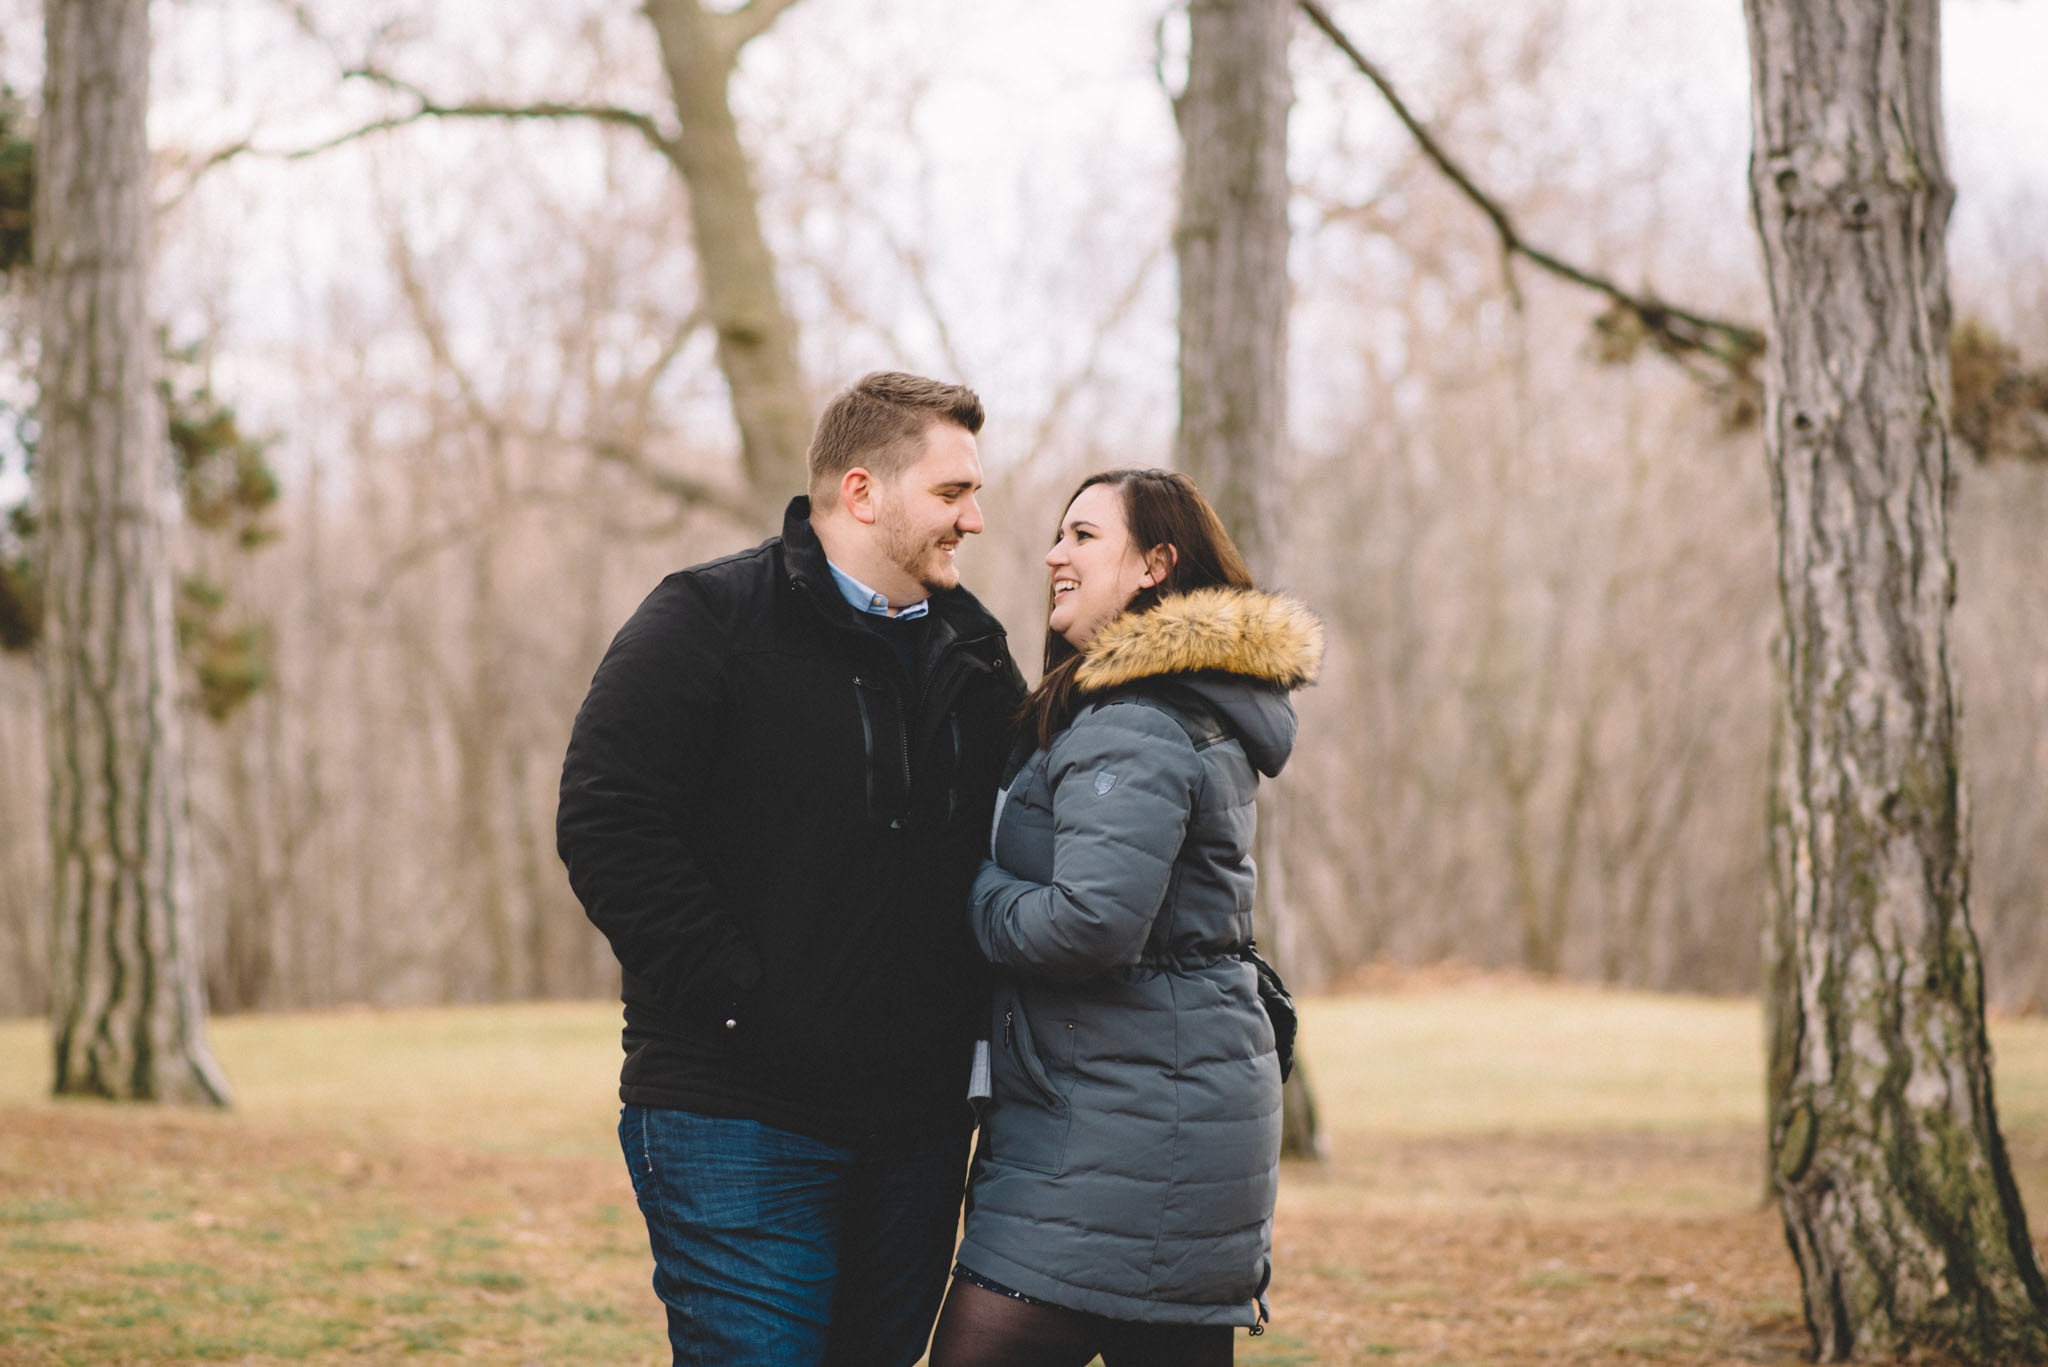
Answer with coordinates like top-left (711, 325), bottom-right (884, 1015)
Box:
top-left (36, 0), bottom-right (230, 1106)
top-left (1746, 0), bottom-right (2047, 1356)
top-left (1175, 0), bottom-right (1290, 572)
top-left (215, 716), bottom-right (277, 1010)
top-left (1175, 0), bottom-right (1321, 1160)
top-left (643, 0), bottom-right (812, 509)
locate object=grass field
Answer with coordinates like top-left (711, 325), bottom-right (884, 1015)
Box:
top-left (5, 979), bottom-right (2048, 1365)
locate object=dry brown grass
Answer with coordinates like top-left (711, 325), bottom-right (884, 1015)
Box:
top-left (5, 982), bottom-right (2048, 1364)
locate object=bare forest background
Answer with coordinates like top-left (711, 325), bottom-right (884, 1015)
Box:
top-left (1, 0), bottom-right (2044, 1020)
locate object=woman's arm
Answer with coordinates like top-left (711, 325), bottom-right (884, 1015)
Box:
top-left (970, 702), bottom-right (1204, 983)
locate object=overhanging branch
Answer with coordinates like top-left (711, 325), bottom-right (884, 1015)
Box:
top-left (335, 69), bottom-right (677, 161)
top-left (1297, 0), bottom-right (1765, 394)
top-left (719, 0), bottom-right (807, 53)
top-left (588, 440), bottom-right (761, 525)
top-left (184, 68), bottom-right (679, 177)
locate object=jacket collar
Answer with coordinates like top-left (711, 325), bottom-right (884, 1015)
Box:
top-left (1074, 587), bottom-right (1323, 694)
top-left (778, 496), bottom-right (1007, 646)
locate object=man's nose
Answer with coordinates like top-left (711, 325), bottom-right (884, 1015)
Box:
top-left (957, 494), bottom-right (985, 535)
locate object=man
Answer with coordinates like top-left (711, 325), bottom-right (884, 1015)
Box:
top-left (558, 372), bottom-right (1024, 1366)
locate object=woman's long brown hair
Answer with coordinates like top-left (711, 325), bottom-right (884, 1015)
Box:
top-left (1017, 468), bottom-right (1254, 748)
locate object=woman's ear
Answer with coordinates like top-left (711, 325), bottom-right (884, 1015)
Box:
top-left (1140, 543), bottom-right (1178, 588)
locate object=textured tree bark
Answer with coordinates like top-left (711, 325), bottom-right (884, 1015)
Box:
top-left (37, 0), bottom-right (230, 1105)
top-left (1174, 0), bottom-right (1290, 574)
top-left (1746, 0), bottom-right (2047, 1356)
top-left (643, 0), bottom-right (812, 509)
top-left (1175, 0), bottom-right (1321, 1159)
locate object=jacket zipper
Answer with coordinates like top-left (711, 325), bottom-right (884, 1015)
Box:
top-left (883, 631), bottom-right (1000, 831)
top-left (851, 677), bottom-right (881, 823)
top-left (801, 565), bottom-right (1002, 828)
top-left (894, 702), bottom-right (912, 829)
top-left (854, 673), bottom-right (911, 829)
top-left (915, 646), bottom-right (997, 825)
top-left (946, 715), bottom-right (962, 823)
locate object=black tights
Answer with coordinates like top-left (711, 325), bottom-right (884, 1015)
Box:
top-left (926, 1277), bottom-right (1235, 1367)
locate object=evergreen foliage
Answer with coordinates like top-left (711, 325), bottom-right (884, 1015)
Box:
top-left (0, 86), bottom-right (30, 276)
top-left (0, 110), bottom-right (280, 721)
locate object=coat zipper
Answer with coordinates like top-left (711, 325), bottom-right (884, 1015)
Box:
top-left (880, 631), bottom-right (1001, 831)
top-left (894, 702), bottom-right (912, 829)
top-left (946, 715), bottom-right (962, 823)
top-left (851, 677), bottom-right (881, 822)
top-left (802, 565), bottom-right (1001, 828)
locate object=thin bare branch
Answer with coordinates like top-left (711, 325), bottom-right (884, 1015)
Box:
top-left (340, 68), bottom-right (676, 159)
top-left (864, 197), bottom-right (971, 382)
top-left (629, 309), bottom-right (711, 407)
top-left (186, 69), bottom-right (679, 176)
top-left (1297, 0), bottom-right (1765, 380)
top-left (156, 138), bottom-right (257, 214)
top-left (385, 218), bottom-right (494, 435)
top-left (719, 0), bottom-right (808, 54)
top-left (357, 487), bottom-right (596, 608)
top-left (597, 500), bottom-right (699, 543)
top-left (1025, 240), bottom-right (1171, 467)
top-left (587, 440), bottom-right (760, 526)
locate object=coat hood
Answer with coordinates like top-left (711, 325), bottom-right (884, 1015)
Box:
top-left (1074, 587), bottom-right (1323, 777)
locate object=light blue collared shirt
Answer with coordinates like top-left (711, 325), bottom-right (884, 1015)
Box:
top-left (827, 562), bottom-right (930, 620)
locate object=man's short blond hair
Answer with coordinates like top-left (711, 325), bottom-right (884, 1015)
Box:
top-left (806, 372), bottom-right (984, 502)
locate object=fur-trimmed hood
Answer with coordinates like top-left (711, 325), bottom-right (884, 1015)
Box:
top-left (1075, 587), bottom-right (1322, 778)
top-left (1075, 587), bottom-right (1323, 692)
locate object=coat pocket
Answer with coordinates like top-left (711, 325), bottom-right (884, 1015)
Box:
top-left (987, 993), bottom-right (1071, 1175)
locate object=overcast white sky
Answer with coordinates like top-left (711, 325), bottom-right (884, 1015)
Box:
top-left (0, 0), bottom-right (2043, 506)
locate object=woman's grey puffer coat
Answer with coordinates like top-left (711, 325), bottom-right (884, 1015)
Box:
top-left (958, 587), bottom-right (1322, 1327)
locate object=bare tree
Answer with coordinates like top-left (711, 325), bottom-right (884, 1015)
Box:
top-left (1745, 0), bottom-right (2048, 1356)
top-left (36, 0), bottom-right (229, 1105)
top-left (5, 0), bottom-right (2043, 1056)
top-left (1296, 0), bottom-right (1763, 415)
top-left (1175, 0), bottom-right (1290, 569)
top-left (0, 664), bottom-right (46, 1014)
top-left (642, 0), bottom-right (810, 502)
top-left (265, 0), bottom-right (811, 521)
top-left (1173, 0), bottom-right (1323, 1159)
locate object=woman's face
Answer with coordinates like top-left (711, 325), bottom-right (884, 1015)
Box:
top-left (1045, 482), bottom-right (1160, 650)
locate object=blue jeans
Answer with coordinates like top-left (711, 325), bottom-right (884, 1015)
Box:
top-left (618, 1106), bottom-right (970, 1367)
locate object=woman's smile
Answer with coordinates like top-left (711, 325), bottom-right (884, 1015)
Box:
top-left (1044, 482), bottom-right (1154, 649)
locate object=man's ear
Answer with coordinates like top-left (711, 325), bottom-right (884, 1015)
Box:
top-left (840, 467), bottom-right (880, 526)
top-left (1140, 543), bottom-right (1178, 588)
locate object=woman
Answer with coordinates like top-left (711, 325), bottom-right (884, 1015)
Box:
top-left (930, 469), bottom-right (1321, 1367)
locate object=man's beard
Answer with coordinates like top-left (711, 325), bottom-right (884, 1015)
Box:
top-left (879, 512), bottom-right (957, 594)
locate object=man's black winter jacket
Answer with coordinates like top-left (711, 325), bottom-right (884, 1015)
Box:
top-left (557, 498), bottom-right (1024, 1142)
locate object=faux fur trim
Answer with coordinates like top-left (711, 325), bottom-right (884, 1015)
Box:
top-left (1074, 587), bottom-right (1323, 693)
